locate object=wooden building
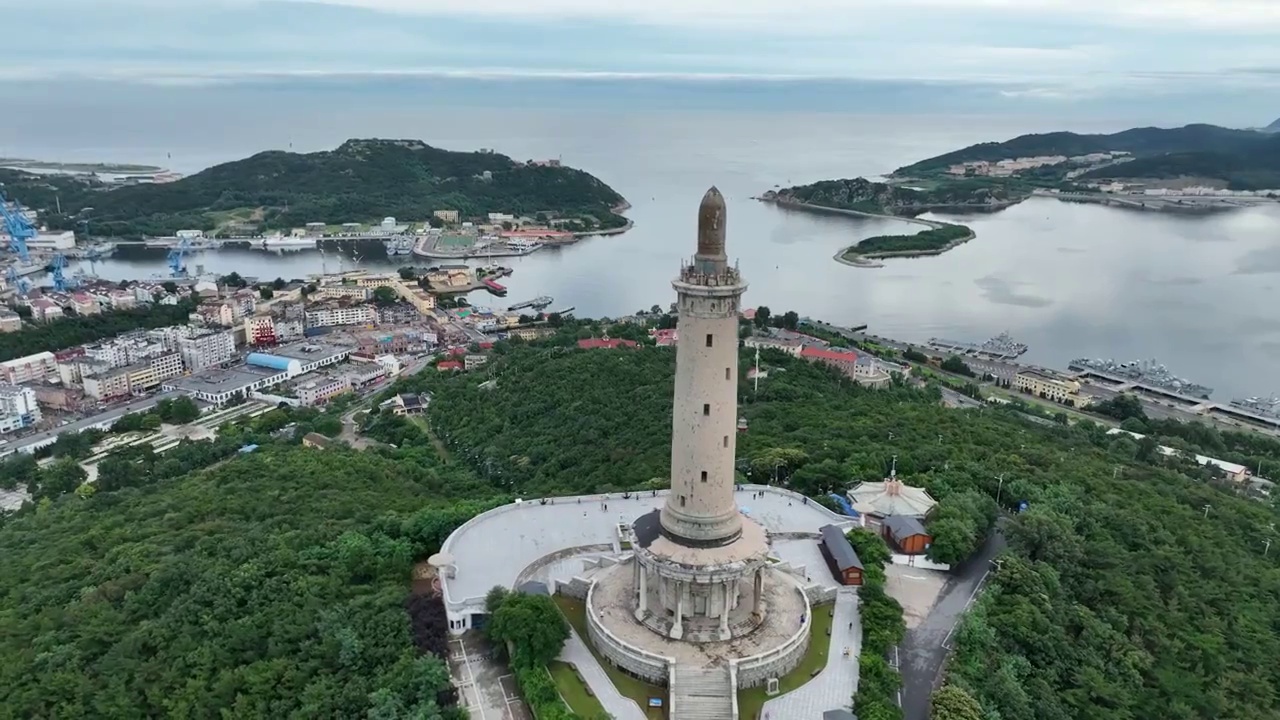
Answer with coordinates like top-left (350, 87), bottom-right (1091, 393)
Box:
top-left (882, 515), bottom-right (931, 555)
top-left (819, 524), bottom-right (863, 586)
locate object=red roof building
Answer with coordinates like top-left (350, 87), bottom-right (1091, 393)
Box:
top-left (437, 360), bottom-right (464, 371)
top-left (577, 337), bottom-right (638, 350)
top-left (651, 329), bottom-right (678, 347)
top-left (447, 346), bottom-right (468, 356)
top-left (801, 345), bottom-right (859, 377)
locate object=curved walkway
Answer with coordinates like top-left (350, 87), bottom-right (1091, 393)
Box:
top-left (559, 628), bottom-right (648, 720)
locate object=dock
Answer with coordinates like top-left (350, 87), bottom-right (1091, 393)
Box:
top-left (481, 278), bottom-right (507, 296)
top-left (509, 296), bottom-right (553, 311)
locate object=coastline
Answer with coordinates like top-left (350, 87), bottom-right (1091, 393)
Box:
top-left (759, 197), bottom-right (976, 268)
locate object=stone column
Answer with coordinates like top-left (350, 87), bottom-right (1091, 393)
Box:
top-left (634, 563), bottom-right (649, 622)
top-left (753, 568), bottom-right (764, 618)
top-left (670, 581), bottom-right (685, 640)
top-left (718, 579), bottom-right (733, 640)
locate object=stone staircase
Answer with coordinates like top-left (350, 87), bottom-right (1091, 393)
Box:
top-left (672, 665), bottom-right (735, 720)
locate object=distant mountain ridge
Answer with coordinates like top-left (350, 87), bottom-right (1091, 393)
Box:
top-left (1265, 117), bottom-right (1280, 132)
top-left (896, 124), bottom-right (1280, 190)
top-left (1, 139), bottom-right (627, 238)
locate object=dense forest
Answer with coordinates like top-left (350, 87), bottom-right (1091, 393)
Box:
top-left (766, 176), bottom-right (1020, 215)
top-left (0, 299), bottom-right (197, 361)
top-left (2, 334), bottom-right (1279, 718)
top-left (897, 123), bottom-right (1280, 189)
top-left (0, 139), bottom-right (626, 238)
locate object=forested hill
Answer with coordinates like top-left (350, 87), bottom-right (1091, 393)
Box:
top-left (1264, 117), bottom-right (1280, 132)
top-left (897, 123), bottom-right (1280, 188)
top-left (1, 139), bottom-right (626, 237)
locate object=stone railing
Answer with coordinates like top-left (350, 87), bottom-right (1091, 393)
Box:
top-left (585, 579), bottom-right (674, 685)
top-left (738, 484), bottom-right (849, 523)
top-left (731, 574), bottom-right (813, 687)
top-left (728, 662), bottom-right (741, 720)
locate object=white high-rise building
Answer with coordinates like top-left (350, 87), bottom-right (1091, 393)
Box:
top-left (0, 384), bottom-right (41, 435)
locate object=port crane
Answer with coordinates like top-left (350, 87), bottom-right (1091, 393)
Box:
top-left (167, 236), bottom-right (192, 277)
top-left (50, 253), bottom-right (75, 292)
top-left (0, 190), bottom-right (34, 264)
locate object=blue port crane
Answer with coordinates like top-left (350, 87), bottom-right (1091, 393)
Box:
top-left (50, 253), bottom-right (72, 292)
top-left (167, 236), bottom-right (192, 277)
top-left (5, 266), bottom-right (30, 297)
top-left (0, 190), bottom-right (34, 264)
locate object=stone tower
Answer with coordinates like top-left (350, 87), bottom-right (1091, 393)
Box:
top-left (630, 187), bottom-right (770, 642)
top-left (659, 186), bottom-right (747, 546)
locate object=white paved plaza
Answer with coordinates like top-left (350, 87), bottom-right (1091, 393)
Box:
top-left (440, 485), bottom-right (846, 608)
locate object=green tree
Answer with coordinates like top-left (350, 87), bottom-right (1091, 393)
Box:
top-left (35, 458), bottom-right (87, 500)
top-left (259, 286), bottom-right (274, 300)
top-left (485, 592), bottom-right (570, 668)
top-left (272, 277), bottom-right (287, 290)
top-left (754, 305), bottom-right (772, 328)
top-left (373, 286), bottom-right (399, 305)
top-left (931, 685), bottom-right (983, 720)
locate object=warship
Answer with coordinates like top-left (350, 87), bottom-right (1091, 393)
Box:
top-left (928, 331), bottom-right (1028, 359)
top-left (1068, 357), bottom-right (1213, 399)
top-left (1230, 395), bottom-right (1280, 419)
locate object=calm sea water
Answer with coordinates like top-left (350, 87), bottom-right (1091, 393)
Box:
top-left (3, 79), bottom-right (1278, 400)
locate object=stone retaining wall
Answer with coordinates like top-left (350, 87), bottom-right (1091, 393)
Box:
top-left (585, 579), bottom-right (673, 685)
top-left (732, 572), bottom-right (813, 688)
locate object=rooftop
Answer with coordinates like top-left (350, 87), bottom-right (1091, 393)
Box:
top-left (166, 366), bottom-right (283, 394)
top-left (848, 479), bottom-right (937, 519)
top-left (820, 524), bottom-right (862, 571)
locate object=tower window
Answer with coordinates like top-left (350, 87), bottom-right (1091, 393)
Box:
top-left (725, 367), bottom-right (731, 380)
top-left (701, 471), bottom-right (708, 482)
top-left (705, 334), bottom-right (713, 347)
top-left (723, 436), bottom-right (728, 448)
top-left (703, 403), bottom-right (710, 416)
top-left (680, 495), bottom-right (686, 507)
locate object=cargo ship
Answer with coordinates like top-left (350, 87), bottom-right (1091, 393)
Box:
top-left (1068, 357), bottom-right (1213, 399)
top-left (927, 331), bottom-right (1028, 359)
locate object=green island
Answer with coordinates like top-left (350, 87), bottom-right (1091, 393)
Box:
top-left (2, 314), bottom-right (1280, 719)
top-left (0, 139), bottom-right (627, 238)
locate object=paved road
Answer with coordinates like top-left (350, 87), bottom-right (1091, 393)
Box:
top-left (559, 628), bottom-right (647, 720)
top-left (939, 387), bottom-right (983, 410)
top-left (898, 526), bottom-right (1007, 720)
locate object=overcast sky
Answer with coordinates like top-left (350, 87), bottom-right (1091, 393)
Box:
top-left (7, 0), bottom-right (1280, 96)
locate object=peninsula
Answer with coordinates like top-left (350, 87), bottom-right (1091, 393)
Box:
top-left (0, 139), bottom-right (627, 239)
top-left (764, 122), bottom-right (1280, 265)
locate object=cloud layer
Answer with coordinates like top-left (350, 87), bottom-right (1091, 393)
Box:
top-left (6, 0), bottom-right (1280, 95)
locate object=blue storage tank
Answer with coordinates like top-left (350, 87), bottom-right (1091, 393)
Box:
top-left (247, 353), bottom-right (296, 372)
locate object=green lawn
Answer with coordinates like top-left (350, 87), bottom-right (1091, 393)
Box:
top-left (549, 661), bottom-right (608, 717)
top-left (552, 595), bottom-right (667, 720)
top-left (737, 602), bottom-right (835, 720)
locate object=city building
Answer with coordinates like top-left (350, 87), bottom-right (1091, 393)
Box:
top-left (0, 310), bottom-right (22, 333)
top-left (391, 281), bottom-right (437, 316)
top-left (120, 352), bottom-right (184, 394)
top-left (434, 209), bottom-right (460, 224)
top-left (852, 356), bottom-right (896, 389)
top-left (376, 302), bottom-right (419, 325)
top-left (26, 298), bottom-right (63, 323)
top-left (0, 385), bottom-right (41, 435)
top-left (69, 292), bottom-right (100, 316)
top-left (1, 352), bottom-right (57, 385)
top-left (304, 301), bottom-right (377, 328)
top-left (1014, 369), bottom-right (1091, 407)
top-left (742, 334), bottom-right (804, 356)
top-left (800, 345), bottom-right (859, 376)
top-left (245, 315), bottom-right (281, 347)
top-left (463, 354), bottom-right (488, 371)
top-left (82, 366), bottom-right (132, 401)
top-left (507, 326), bottom-right (553, 342)
top-left (297, 376), bottom-right (351, 406)
top-left (168, 327), bottom-right (236, 371)
top-left (316, 284), bottom-right (372, 301)
top-left (83, 334), bottom-right (169, 370)
top-left (246, 342), bottom-right (352, 379)
top-left (164, 366), bottom-right (290, 405)
top-left (386, 393), bottom-right (427, 416)
top-left (436, 360), bottom-right (463, 372)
